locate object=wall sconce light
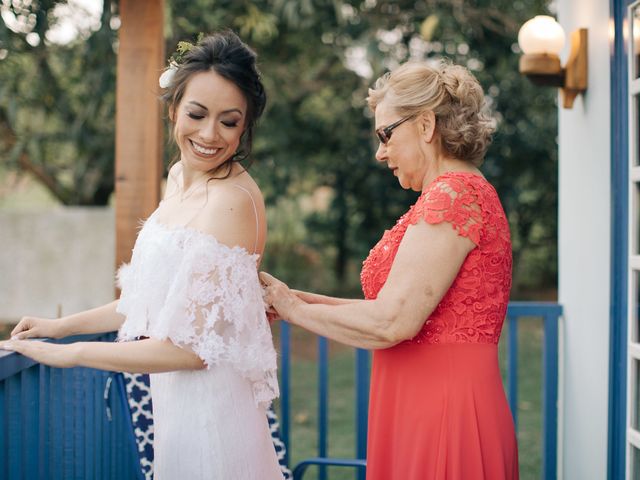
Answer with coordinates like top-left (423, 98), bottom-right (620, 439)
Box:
top-left (518, 15), bottom-right (588, 109)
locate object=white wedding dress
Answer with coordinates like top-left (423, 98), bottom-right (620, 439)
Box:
top-left (116, 210), bottom-right (283, 480)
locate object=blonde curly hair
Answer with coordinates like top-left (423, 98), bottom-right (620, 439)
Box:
top-left (367, 60), bottom-right (495, 166)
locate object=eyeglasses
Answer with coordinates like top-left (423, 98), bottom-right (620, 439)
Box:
top-left (375, 115), bottom-right (415, 144)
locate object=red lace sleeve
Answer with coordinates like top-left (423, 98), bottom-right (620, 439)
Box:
top-left (412, 175), bottom-right (484, 246)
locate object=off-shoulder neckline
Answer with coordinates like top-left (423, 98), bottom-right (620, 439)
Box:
top-left (145, 213), bottom-right (260, 262)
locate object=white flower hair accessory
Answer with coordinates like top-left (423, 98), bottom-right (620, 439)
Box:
top-left (159, 62), bottom-right (178, 88)
top-left (159, 37), bottom-right (201, 89)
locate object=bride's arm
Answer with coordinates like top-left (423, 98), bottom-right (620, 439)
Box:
top-left (11, 301), bottom-right (125, 340)
top-left (0, 337), bottom-right (205, 373)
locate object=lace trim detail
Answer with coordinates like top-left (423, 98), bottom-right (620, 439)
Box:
top-left (116, 216), bottom-right (279, 408)
top-left (412, 177), bottom-right (483, 245)
top-left (360, 172), bottom-right (512, 345)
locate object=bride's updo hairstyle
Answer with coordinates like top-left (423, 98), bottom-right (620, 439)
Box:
top-left (161, 30), bottom-right (266, 174)
top-left (367, 60), bottom-right (494, 166)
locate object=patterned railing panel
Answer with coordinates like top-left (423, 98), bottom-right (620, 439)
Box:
top-left (280, 301), bottom-right (562, 480)
top-left (0, 333), bottom-right (142, 480)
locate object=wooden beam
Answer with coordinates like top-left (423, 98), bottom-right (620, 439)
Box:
top-left (115, 0), bottom-right (164, 276)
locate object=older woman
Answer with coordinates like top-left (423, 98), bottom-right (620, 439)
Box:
top-left (261, 60), bottom-right (518, 480)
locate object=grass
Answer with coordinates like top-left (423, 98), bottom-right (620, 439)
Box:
top-left (280, 319), bottom-right (545, 480)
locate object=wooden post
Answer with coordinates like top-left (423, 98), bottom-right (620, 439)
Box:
top-left (114, 0), bottom-right (164, 278)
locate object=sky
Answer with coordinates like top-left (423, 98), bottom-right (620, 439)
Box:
top-left (1, 0), bottom-right (104, 46)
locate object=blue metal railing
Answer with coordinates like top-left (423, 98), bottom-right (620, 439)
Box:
top-left (0, 333), bottom-right (142, 480)
top-left (506, 301), bottom-right (562, 480)
top-left (279, 301), bottom-right (563, 480)
top-left (0, 301), bottom-right (561, 479)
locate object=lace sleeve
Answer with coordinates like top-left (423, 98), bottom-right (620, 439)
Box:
top-left (413, 176), bottom-right (484, 246)
top-left (117, 233), bottom-right (279, 408)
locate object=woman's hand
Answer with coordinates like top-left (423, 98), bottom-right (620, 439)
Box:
top-left (0, 339), bottom-right (78, 368)
top-left (10, 316), bottom-right (68, 340)
top-left (259, 272), bottom-right (306, 322)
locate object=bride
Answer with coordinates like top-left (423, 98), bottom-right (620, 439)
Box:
top-left (1, 30), bottom-right (284, 480)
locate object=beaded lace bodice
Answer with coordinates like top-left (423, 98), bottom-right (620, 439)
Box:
top-left (360, 172), bottom-right (512, 345)
top-left (116, 211), bottom-right (279, 408)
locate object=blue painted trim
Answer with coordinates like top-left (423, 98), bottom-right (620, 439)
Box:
top-left (543, 312), bottom-right (559, 480)
top-left (280, 321), bottom-right (291, 467)
top-left (22, 367), bottom-right (38, 479)
top-left (38, 365), bottom-right (50, 479)
top-left (318, 336), bottom-right (329, 480)
top-left (292, 457), bottom-right (367, 480)
top-left (609, 0), bottom-right (631, 479)
top-left (355, 348), bottom-right (370, 480)
top-left (506, 301), bottom-right (563, 317)
top-left (507, 315), bottom-right (519, 428)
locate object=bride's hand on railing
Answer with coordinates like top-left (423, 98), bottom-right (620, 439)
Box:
top-left (0, 338), bottom-right (79, 368)
top-left (10, 316), bottom-right (68, 340)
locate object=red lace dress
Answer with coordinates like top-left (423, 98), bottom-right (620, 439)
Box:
top-left (361, 172), bottom-right (518, 480)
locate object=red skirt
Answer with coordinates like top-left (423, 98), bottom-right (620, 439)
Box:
top-left (366, 342), bottom-right (519, 480)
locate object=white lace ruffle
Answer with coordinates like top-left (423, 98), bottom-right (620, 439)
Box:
top-left (116, 216), bottom-right (279, 408)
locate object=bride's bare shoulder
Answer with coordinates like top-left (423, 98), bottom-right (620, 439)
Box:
top-left (190, 174), bottom-right (266, 254)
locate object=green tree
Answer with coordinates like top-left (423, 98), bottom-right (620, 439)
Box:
top-left (0, 0), bottom-right (118, 205)
top-left (168, 0), bottom-right (557, 295)
top-left (1, 0), bottom-right (558, 294)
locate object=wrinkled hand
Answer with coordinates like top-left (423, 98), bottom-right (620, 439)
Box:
top-left (10, 316), bottom-right (66, 340)
top-left (259, 272), bottom-right (305, 323)
top-left (0, 339), bottom-right (78, 368)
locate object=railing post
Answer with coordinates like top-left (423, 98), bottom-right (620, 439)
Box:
top-left (280, 321), bottom-right (291, 467)
top-left (543, 312), bottom-right (559, 480)
top-left (508, 316), bottom-right (519, 429)
top-left (318, 336), bottom-right (329, 480)
top-left (38, 365), bottom-right (50, 479)
top-left (7, 374), bottom-right (21, 479)
top-left (355, 348), bottom-right (370, 480)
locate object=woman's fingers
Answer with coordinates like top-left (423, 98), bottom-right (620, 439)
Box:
top-left (260, 272), bottom-right (284, 304)
top-left (0, 339), bottom-right (35, 355)
top-left (9, 317), bottom-right (58, 340)
top-left (10, 318), bottom-right (37, 339)
top-left (10, 319), bottom-right (29, 337)
top-left (12, 329), bottom-right (38, 340)
top-left (259, 271), bottom-right (289, 288)
top-left (259, 271), bottom-right (276, 286)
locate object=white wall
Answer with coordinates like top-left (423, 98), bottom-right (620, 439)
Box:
top-left (558, 1), bottom-right (611, 478)
top-left (0, 208), bottom-right (116, 322)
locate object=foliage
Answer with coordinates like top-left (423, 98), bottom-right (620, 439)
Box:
top-left (0, 0), bottom-right (558, 293)
top-left (0, 0), bottom-right (118, 205)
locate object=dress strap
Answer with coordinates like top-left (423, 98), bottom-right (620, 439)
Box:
top-left (232, 184), bottom-right (260, 255)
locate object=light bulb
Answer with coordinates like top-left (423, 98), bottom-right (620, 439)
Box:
top-left (518, 15), bottom-right (566, 56)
